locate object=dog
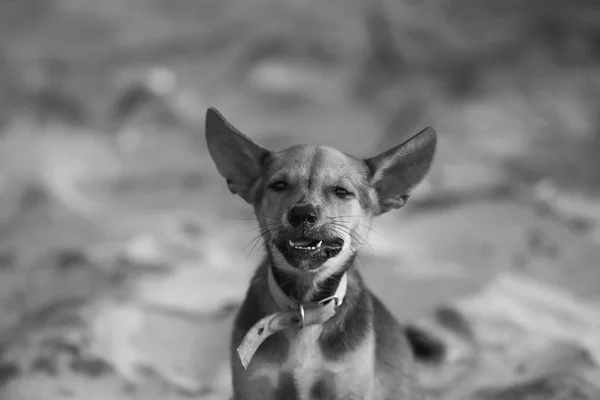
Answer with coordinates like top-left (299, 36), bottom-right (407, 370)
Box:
top-left (205, 107), bottom-right (437, 400)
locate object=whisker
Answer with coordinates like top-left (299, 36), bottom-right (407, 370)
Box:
top-left (255, 239), bottom-right (270, 255)
top-left (245, 229), bottom-right (276, 260)
top-left (243, 229), bottom-right (274, 251)
top-left (243, 231), bottom-right (267, 250)
top-left (329, 214), bottom-right (363, 219)
top-left (229, 213), bottom-right (277, 221)
top-left (355, 254), bottom-right (368, 269)
top-left (352, 243), bottom-right (386, 250)
top-left (256, 213), bottom-right (278, 221)
top-left (330, 226), bottom-right (367, 249)
top-left (246, 238), bottom-right (264, 261)
top-left (362, 224), bottom-right (385, 239)
top-left (329, 216), bottom-right (386, 239)
top-left (245, 222), bottom-right (278, 234)
top-left (329, 222), bottom-right (362, 242)
top-left (243, 236), bottom-right (263, 253)
top-left (329, 222), bottom-right (375, 251)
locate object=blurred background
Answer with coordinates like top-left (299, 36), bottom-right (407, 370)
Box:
top-left (0, 0), bottom-right (599, 399)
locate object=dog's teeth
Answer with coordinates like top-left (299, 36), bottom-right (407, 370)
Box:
top-left (288, 239), bottom-right (322, 250)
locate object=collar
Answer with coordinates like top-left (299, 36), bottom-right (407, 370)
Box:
top-left (267, 264), bottom-right (348, 311)
top-left (236, 266), bottom-right (348, 369)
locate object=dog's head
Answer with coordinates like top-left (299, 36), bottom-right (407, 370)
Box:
top-left (205, 108), bottom-right (436, 275)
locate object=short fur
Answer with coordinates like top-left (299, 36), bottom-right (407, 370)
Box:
top-left (205, 107), bottom-right (437, 400)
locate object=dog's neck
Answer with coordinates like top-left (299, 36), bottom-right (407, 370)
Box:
top-left (269, 254), bottom-right (355, 304)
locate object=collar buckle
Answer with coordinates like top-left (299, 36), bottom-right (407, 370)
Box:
top-left (298, 303), bottom-right (305, 327)
top-left (317, 295), bottom-right (340, 309)
top-left (287, 303), bottom-right (306, 328)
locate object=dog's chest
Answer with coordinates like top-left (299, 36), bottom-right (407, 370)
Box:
top-left (284, 325), bottom-right (324, 370)
top-left (244, 325), bottom-right (375, 400)
top-left (281, 326), bottom-right (327, 395)
top-left (246, 326), bottom-right (327, 398)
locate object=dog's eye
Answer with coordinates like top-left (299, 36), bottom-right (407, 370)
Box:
top-left (269, 181), bottom-right (288, 192)
top-left (334, 187), bottom-right (353, 198)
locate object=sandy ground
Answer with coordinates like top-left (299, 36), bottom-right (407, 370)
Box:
top-left (0, 1), bottom-right (599, 399)
top-left (0, 101), bottom-right (598, 399)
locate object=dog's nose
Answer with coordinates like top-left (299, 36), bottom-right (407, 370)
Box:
top-left (288, 204), bottom-right (318, 227)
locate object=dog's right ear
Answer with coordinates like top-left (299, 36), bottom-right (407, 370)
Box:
top-left (205, 107), bottom-right (270, 203)
top-left (365, 126), bottom-right (437, 215)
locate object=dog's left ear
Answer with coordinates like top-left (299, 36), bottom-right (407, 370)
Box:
top-left (205, 107), bottom-right (269, 203)
top-left (365, 127), bottom-right (437, 215)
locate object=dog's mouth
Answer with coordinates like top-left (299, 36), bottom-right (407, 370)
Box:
top-left (287, 237), bottom-right (344, 253)
top-left (275, 235), bottom-right (344, 269)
